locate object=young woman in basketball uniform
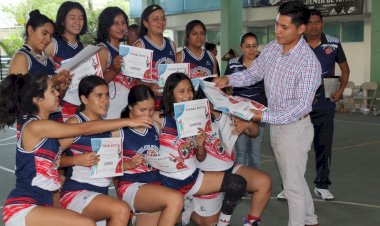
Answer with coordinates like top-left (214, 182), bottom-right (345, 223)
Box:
top-left (185, 84), bottom-right (271, 226)
top-left (97, 7), bottom-right (136, 119)
top-left (0, 73), bottom-right (153, 226)
top-left (134, 4), bottom-right (176, 108)
top-left (8, 10), bottom-right (70, 102)
top-left (176, 20), bottom-right (219, 79)
top-left (116, 84), bottom-right (183, 226)
top-left (153, 73), bottom-right (247, 226)
top-left (58, 76), bottom-right (155, 226)
top-left (9, 10), bottom-right (70, 126)
top-left (45, 1), bottom-right (88, 121)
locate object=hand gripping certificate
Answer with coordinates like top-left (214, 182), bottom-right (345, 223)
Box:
top-left (174, 99), bottom-right (212, 138)
top-left (199, 80), bottom-right (267, 120)
top-left (158, 63), bottom-right (190, 88)
top-left (144, 149), bottom-right (190, 173)
top-left (119, 44), bottom-right (154, 80)
top-left (55, 45), bottom-right (102, 73)
top-left (62, 54), bottom-right (103, 91)
top-left (90, 137), bottom-right (123, 178)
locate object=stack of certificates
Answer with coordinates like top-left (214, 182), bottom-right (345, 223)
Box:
top-left (199, 80), bottom-right (267, 120)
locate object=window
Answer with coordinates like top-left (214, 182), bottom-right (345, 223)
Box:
top-left (342, 21), bottom-right (364, 42)
top-left (248, 25), bottom-right (276, 45)
top-left (323, 22), bottom-right (340, 39)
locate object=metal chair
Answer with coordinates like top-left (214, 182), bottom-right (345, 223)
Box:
top-left (353, 82), bottom-right (378, 110)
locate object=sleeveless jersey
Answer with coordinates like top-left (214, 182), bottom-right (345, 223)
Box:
top-left (52, 36), bottom-right (84, 68)
top-left (3, 115), bottom-right (62, 223)
top-left (18, 44), bottom-right (55, 75)
top-left (98, 41), bottom-right (136, 119)
top-left (159, 116), bottom-right (198, 180)
top-left (139, 36), bottom-right (176, 69)
top-left (117, 125), bottom-right (161, 195)
top-left (180, 47), bottom-right (214, 79)
top-left (52, 36), bottom-right (85, 109)
top-left (196, 113), bottom-right (234, 171)
top-left (61, 113), bottom-right (112, 195)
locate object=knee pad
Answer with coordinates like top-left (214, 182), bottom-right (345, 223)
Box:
top-left (220, 173), bottom-right (247, 215)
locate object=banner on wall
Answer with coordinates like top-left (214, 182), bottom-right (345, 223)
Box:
top-left (246, 0), bottom-right (364, 17)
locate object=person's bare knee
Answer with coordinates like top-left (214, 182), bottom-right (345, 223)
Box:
top-left (111, 201), bottom-right (130, 221)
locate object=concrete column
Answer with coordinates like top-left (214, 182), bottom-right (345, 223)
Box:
top-left (220, 0), bottom-right (243, 74)
top-left (371, 0), bottom-right (380, 92)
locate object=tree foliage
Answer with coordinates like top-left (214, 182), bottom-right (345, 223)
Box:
top-left (0, 0), bottom-right (130, 55)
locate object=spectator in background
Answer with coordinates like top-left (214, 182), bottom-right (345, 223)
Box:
top-left (224, 32), bottom-right (267, 169)
top-left (205, 42), bottom-right (221, 76)
top-left (127, 24), bottom-right (139, 45)
top-left (305, 8), bottom-right (349, 200)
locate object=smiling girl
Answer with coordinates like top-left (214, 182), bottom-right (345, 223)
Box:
top-left (0, 73), bottom-right (152, 226)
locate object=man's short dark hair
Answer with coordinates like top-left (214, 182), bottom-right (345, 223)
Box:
top-left (278, 1), bottom-right (310, 27)
top-left (309, 9), bottom-right (323, 21)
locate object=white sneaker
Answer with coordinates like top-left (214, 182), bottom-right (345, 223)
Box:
top-left (314, 188), bottom-right (334, 200)
top-left (276, 190), bottom-right (287, 200)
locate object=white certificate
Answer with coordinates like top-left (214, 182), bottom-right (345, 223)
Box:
top-left (174, 99), bottom-right (212, 138)
top-left (55, 45), bottom-right (102, 73)
top-left (144, 151), bottom-right (189, 173)
top-left (90, 137), bottom-right (123, 178)
top-left (199, 80), bottom-right (267, 120)
top-left (62, 54), bottom-right (103, 91)
top-left (323, 77), bottom-right (340, 98)
top-left (119, 44), bottom-right (154, 80)
top-left (158, 63), bottom-right (190, 88)
top-left (217, 114), bottom-right (238, 156)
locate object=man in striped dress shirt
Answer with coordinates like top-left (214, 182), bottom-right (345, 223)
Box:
top-left (215, 1), bottom-right (321, 226)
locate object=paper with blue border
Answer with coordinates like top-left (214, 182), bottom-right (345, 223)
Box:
top-left (199, 80), bottom-right (267, 120)
top-left (119, 44), bottom-right (153, 80)
top-left (174, 99), bottom-right (212, 138)
top-left (158, 63), bottom-right (190, 88)
top-left (90, 137), bottom-right (123, 178)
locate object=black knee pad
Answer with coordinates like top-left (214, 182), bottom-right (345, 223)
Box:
top-left (220, 173), bottom-right (247, 215)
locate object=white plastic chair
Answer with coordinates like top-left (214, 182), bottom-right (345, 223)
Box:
top-left (353, 82), bottom-right (378, 110)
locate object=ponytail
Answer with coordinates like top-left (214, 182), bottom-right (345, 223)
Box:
top-left (0, 73), bottom-right (49, 129)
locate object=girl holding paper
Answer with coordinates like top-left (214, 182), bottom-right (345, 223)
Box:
top-left (97, 7), bottom-right (136, 119)
top-left (134, 4), bottom-right (176, 107)
top-left (154, 73), bottom-right (247, 226)
top-left (185, 83), bottom-right (271, 226)
top-left (8, 10), bottom-right (71, 121)
top-left (0, 73), bottom-right (153, 226)
top-left (176, 20), bottom-right (219, 79)
top-left (58, 76), bottom-right (153, 226)
top-left (116, 84), bottom-right (183, 226)
top-left (45, 1), bottom-right (89, 121)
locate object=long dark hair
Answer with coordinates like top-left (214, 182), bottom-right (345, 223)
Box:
top-left (78, 76), bottom-right (108, 112)
top-left (54, 1), bottom-right (88, 38)
top-left (0, 73), bottom-right (49, 129)
top-left (120, 84), bottom-right (155, 118)
top-left (139, 4), bottom-right (164, 37)
top-left (25, 10), bottom-right (54, 40)
top-left (96, 7), bottom-right (129, 43)
top-left (184, 20), bottom-right (206, 47)
top-left (160, 73), bottom-right (194, 117)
